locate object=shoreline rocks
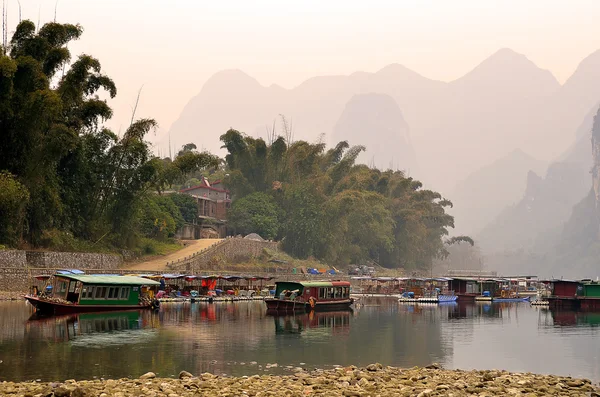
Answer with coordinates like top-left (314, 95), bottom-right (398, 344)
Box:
top-left (1, 365), bottom-right (598, 396)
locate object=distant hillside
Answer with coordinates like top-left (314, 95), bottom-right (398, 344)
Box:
top-left (332, 93), bottom-right (418, 173)
top-left (164, 48), bottom-right (600, 193)
top-left (477, 106), bottom-right (600, 278)
top-left (450, 149), bottom-right (546, 236)
top-left (477, 162), bottom-right (589, 255)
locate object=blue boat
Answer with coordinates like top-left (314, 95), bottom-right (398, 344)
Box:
top-left (438, 294), bottom-right (458, 302)
top-left (493, 296), bottom-right (531, 302)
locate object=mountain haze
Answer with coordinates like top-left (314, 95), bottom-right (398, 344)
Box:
top-left (450, 149), bottom-right (546, 235)
top-left (332, 93), bottom-right (418, 173)
top-left (166, 48), bottom-right (596, 193)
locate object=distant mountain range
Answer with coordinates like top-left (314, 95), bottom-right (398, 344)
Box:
top-left (166, 48), bottom-right (600, 198)
top-left (332, 93), bottom-right (418, 173)
top-left (165, 48), bottom-right (600, 277)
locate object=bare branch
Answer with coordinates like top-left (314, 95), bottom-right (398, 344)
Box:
top-left (130, 85), bottom-right (144, 127)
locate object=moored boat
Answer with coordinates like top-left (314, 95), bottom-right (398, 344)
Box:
top-left (397, 291), bottom-right (458, 303)
top-left (493, 296), bottom-right (531, 302)
top-left (24, 274), bottom-right (160, 316)
top-left (264, 281), bottom-right (353, 312)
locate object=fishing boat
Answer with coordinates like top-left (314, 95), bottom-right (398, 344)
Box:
top-left (24, 274), bottom-right (160, 316)
top-left (264, 281), bottom-right (353, 312)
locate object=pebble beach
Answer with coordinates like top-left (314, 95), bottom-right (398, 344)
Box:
top-left (2, 364), bottom-right (598, 397)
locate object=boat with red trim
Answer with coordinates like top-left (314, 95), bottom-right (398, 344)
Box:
top-left (24, 273), bottom-right (160, 316)
top-left (265, 281), bottom-right (353, 312)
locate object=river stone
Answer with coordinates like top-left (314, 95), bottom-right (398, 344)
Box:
top-left (53, 387), bottom-right (71, 397)
top-left (178, 371), bottom-right (193, 379)
top-left (71, 387), bottom-right (92, 397)
top-left (139, 372), bottom-right (156, 379)
top-left (366, 363), bottom-right (383, 372)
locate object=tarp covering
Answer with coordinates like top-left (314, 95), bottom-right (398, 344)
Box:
top-left (56, 274), bottom-right (160, 286)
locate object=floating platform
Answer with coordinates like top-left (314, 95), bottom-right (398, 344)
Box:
top-left (475, 296), bottom-right (493, 301)
top-left (158, 296), bottom-right (267, 303)
top-left (531, 299), bottom-right (550, 306)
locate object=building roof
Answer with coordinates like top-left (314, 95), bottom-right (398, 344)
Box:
top-left (275, 281), bottom-right (351, 288)
top-left (179, 176), bottom-right (229, 194)
top-left (180, 185), bottom-right (229, 194)
top-left (56, 274), bottom-right (160, 286)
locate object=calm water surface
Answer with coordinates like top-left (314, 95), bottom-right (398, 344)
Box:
top-left (0, 297), bottom-right (599, 382)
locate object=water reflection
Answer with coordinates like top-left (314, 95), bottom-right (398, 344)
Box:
top-left (537, 308), bottom-right (600, 327)
top-left (25, 311), bottom-right (158, 347)
top-left (272, 310), bottom-right (352, 336)
top-left (0, 298), bottom-right (598, 383)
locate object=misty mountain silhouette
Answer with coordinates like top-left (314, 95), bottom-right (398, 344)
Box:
top-left (332, 93), bottom-right (418, 173)
top-left (167, 48), bottom-right (600, 196)
top-left (450, 149), bottom-right (546, 235)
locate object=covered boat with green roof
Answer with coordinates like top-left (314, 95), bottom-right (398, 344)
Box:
top-left (265, 281), bottom-right (353, 312)
top-left (24, 274), bottom-right (161, 315)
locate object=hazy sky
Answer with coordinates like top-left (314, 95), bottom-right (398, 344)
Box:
top-left (7, 0), bottom-right (600, 138)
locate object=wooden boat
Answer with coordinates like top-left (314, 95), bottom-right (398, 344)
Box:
top-left (24, 274), bottom-right (160, 316)
top-left (264, 281), bottom-right (353, 312)
top-left (493, 296), bottom-right (531, 302)
top-left (397, 291), bottom-right (458, 303)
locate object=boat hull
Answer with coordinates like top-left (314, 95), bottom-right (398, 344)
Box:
top-left (456, 293), bottom-right (477, 302)
top-left (265, 298), bottom-right (353, 313)
top-left (438, 295), bottom-right (458, 303)
top-left (493, 296), bottom-right (531, 303)
top-left (25, 295), bottom-right (152, 316)
top-left (398, 295), bottom-right (457, 303)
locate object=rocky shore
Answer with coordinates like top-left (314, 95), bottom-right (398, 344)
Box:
top-left (1, 364), bottom-right (598, 396)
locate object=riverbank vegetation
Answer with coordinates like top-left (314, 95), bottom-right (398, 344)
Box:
top-left (0, 21), bottom-right (217, 255)
top-left (220, 128), bottom-right (471, 270)
top-left (0, 20), bottom-right (470, 270)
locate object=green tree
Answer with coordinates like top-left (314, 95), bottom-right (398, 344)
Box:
top-left (0, 172), bottom-right (30, 245)
top-left (169, 194), bottom-right (199, 224)
top-left (228, 192), bottom-right (281, 239)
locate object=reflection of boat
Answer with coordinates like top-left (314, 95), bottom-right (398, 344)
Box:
top-left (26, 311), bottom-right (158, 346)
top-left (25, 274), bottom-right (160, 315)
top-left (271, 309), bottom-right (352, 335)
top-left (265, 281), bottom-right (353, 312)
top-left (548, 309), bottom-right (600, 327)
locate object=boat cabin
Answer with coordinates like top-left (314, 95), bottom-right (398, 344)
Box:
top-left (273, 281), bottom-right (351, 302)
top-left (578, 280), bottom-right (600, 298)
top-left (42, 274), bottom-right (160, 306)
top-left (550, 280), bottom-right (580, 298)
top-left (449, 278), bottom-right (480, 295)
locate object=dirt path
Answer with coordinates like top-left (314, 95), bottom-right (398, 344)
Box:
top-left (124, 239), bottom-right (222, 271)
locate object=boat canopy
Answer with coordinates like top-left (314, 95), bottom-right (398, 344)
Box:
top-left (56, 274), bottom-right (160, 286)
top-left (57, 269), bottom-right (85, 275)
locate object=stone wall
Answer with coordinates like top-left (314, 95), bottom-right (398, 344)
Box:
top-left (0, 250), bottom-right (27, 267)
top-left (0, 267), bottom-right (133, 294)
top-left (0, 250), bottom-right (123, 293)
top-left (24, 251), bottom-right (122, 269)
top-left (168, 237), bottom-right (279, 273)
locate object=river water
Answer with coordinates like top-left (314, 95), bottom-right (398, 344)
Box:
top-left (0, 297), bottom-right (599, 382)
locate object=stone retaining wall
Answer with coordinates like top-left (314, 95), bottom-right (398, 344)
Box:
top-left (0, 250), bottom-right (27, 267)
top-left (167, 237), bottom-right (279, 273)
top-left (0, 250), bottom-right (122, 269)
top-left (0, 267), bottom-right (136, 294)
top-left (0, 250), bottom-right (123, 293)
top-left (24, 251), bottom-right (122, 269)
